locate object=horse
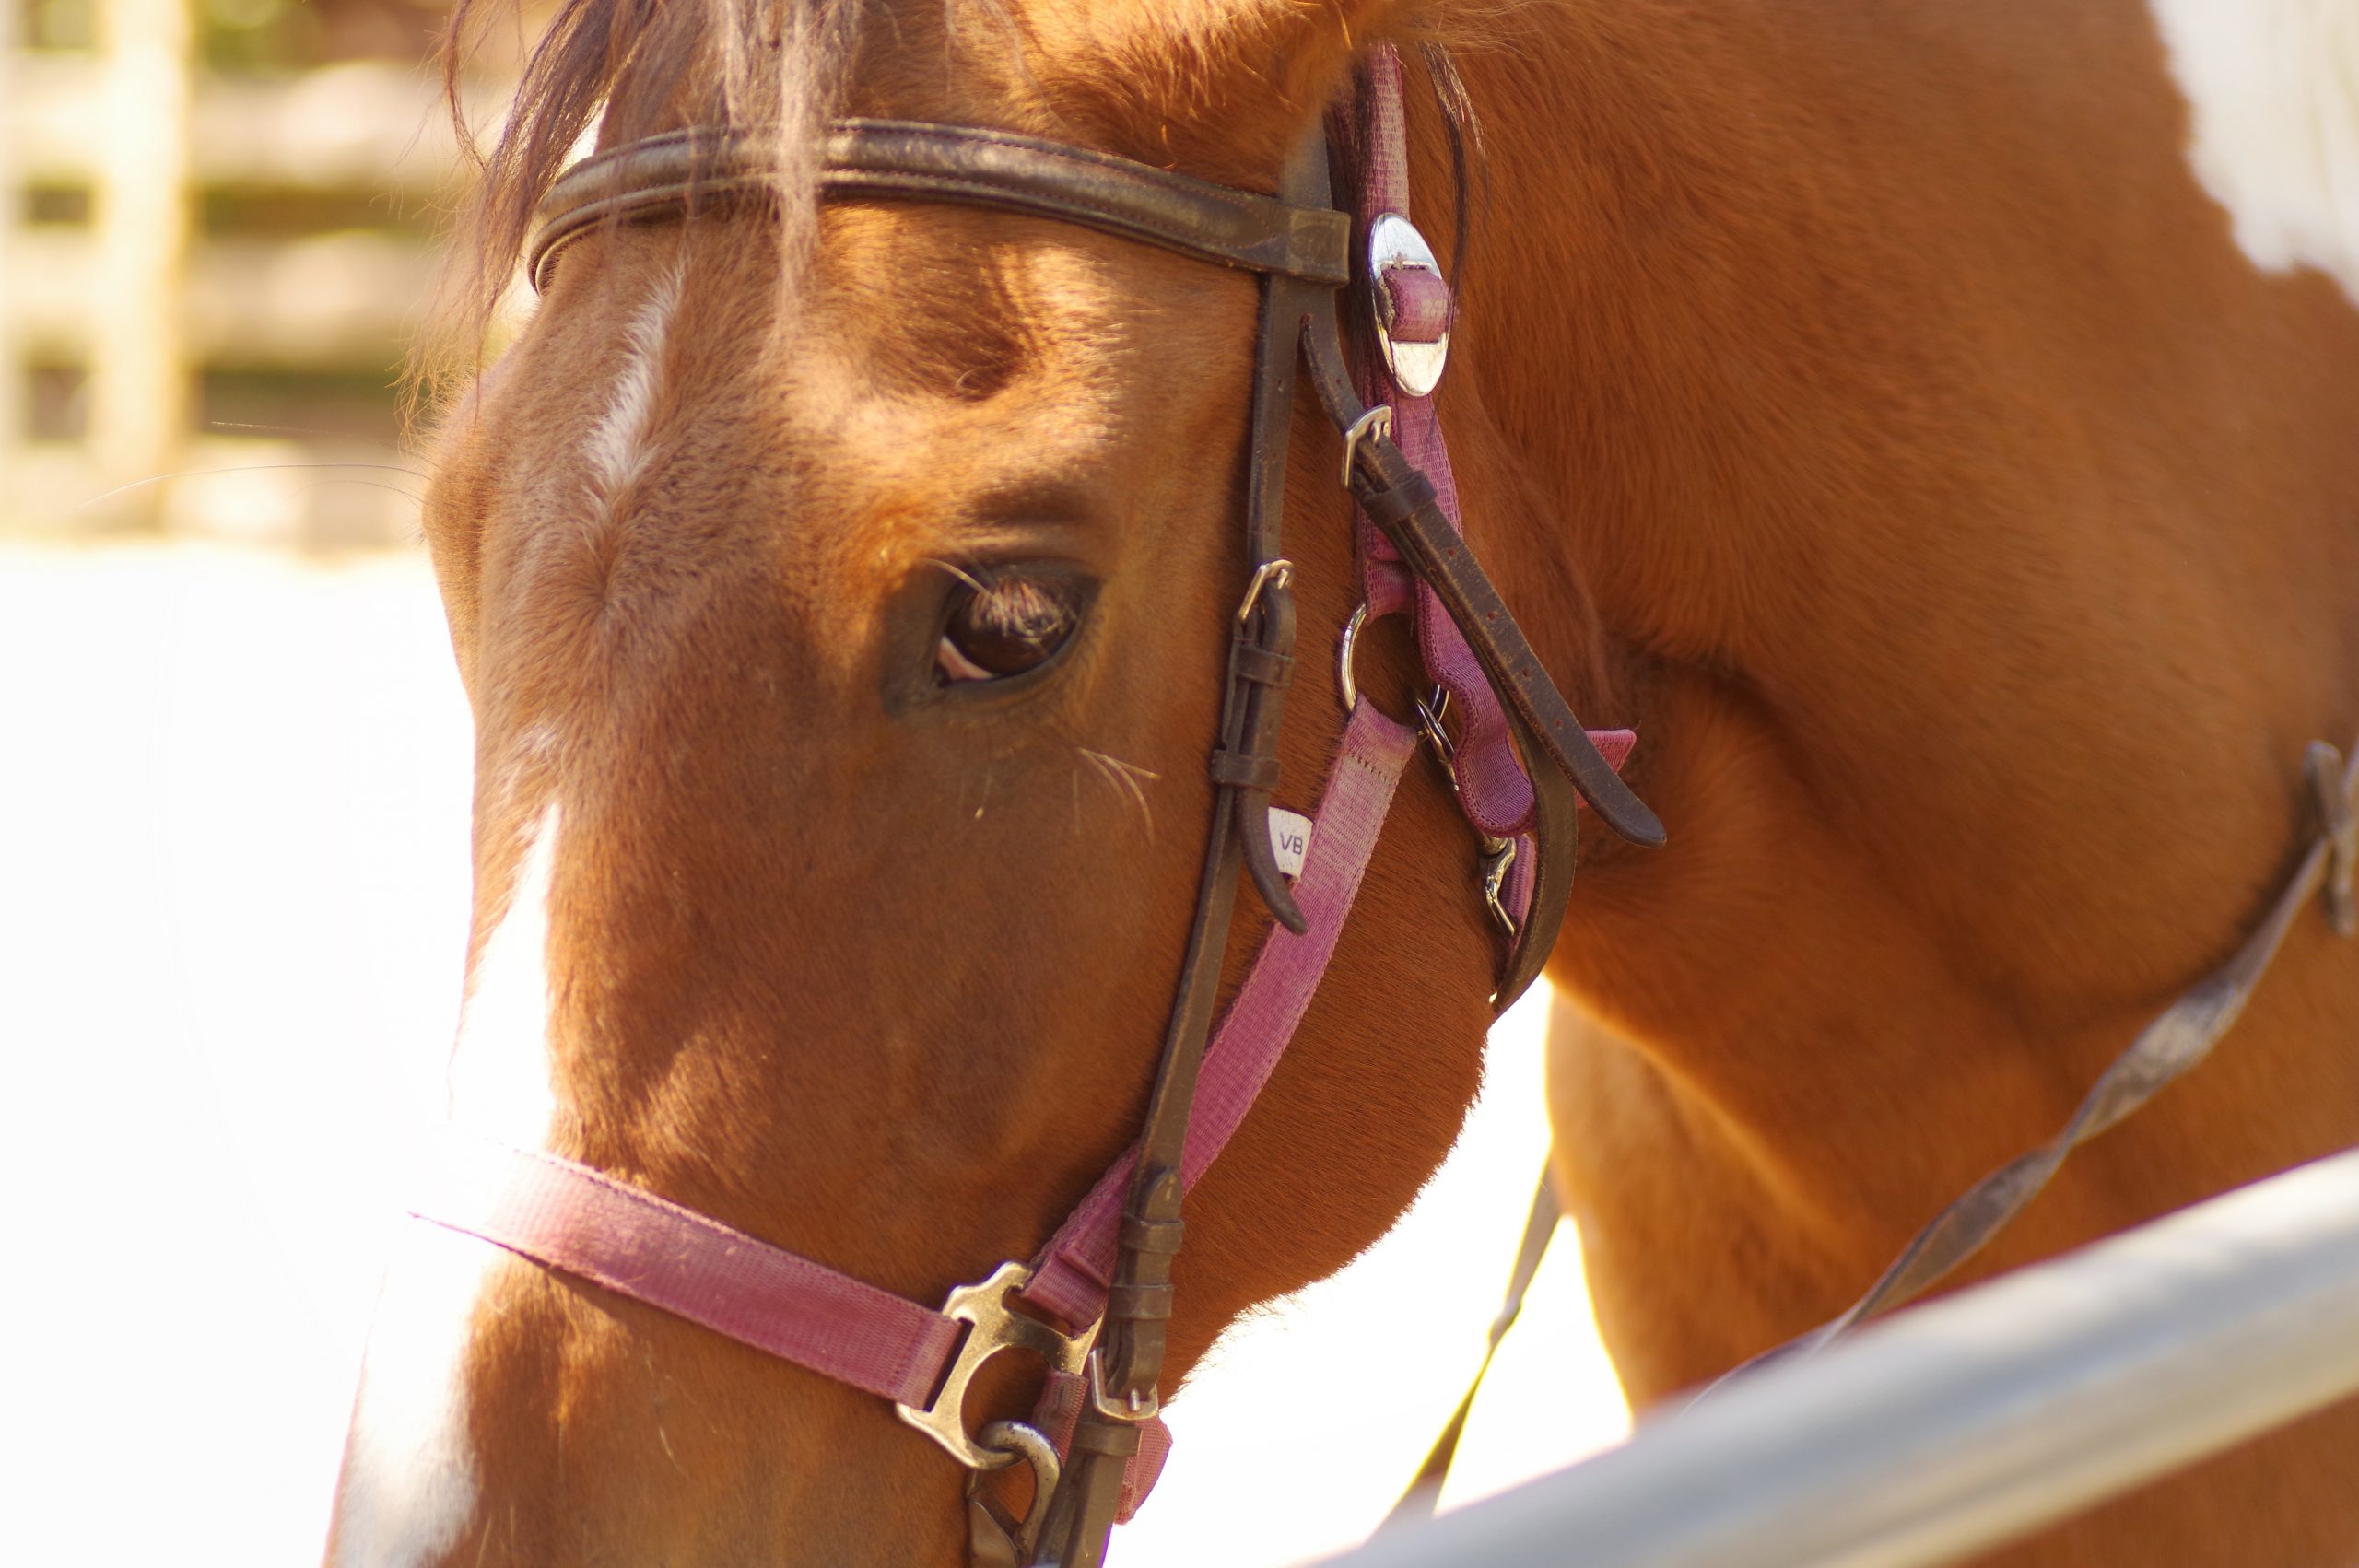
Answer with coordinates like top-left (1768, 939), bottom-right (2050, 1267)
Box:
top-left (326, 1), bottom-right (2359, 1564)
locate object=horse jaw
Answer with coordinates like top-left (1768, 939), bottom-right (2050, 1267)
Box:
top-left (328, 802), bottom-right (564, 1568)
top-left (2151, 0), bottom-right (2359, 302)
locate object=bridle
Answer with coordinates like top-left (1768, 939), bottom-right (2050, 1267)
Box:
top-left (414, 46), bottom-right (1661, 1568)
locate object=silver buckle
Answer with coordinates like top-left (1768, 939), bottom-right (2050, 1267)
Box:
top-left (896, 1261), bottom-right (1092, 1469)
top-left (1341, 405), bottom-right (1395, 487)
top-left (1416, 685), bottom-right (1520, 939)
top-left (1238, 557), bottom-right (1294, 624)
top-left (1086, 1345), bottom-right (1162, 1423)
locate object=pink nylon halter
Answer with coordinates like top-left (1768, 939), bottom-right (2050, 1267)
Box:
top-left (407, 45), bottom-right (1634, 1527)
top-left (417, 698), bottom-right (1423, 1516)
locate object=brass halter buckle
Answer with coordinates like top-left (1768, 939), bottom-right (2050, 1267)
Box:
top-left (896, 1260), bottom-right (1093, 1470)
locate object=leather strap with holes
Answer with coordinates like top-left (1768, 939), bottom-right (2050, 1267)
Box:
top-left (530, 122), bottom-right (1354, 293)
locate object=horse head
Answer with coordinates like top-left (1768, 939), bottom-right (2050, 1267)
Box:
top-left (326, 5), bottom-right (1638, 1563)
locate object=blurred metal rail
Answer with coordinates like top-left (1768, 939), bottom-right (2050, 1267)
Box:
top-left (1331, 1148), bottom-right (2359, 1568)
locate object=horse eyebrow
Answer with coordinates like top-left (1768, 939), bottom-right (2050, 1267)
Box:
top-left (959, 475), bottom-right (1105, 536)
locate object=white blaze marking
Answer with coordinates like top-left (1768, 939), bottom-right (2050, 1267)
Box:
top-left (334, 803), bottom-right (565, 1567)
top-left (448, 800), bottom-right (566, 1144)
top-left (340, 254), bottom-right (681, 1562)
top-left (2151, 0), bottom-right (2359, 301)
top-left (583, 259), bottom-right (685, 509)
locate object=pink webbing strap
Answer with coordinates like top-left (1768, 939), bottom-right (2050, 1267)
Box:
top-left (1353, 43), bottom-right (1538, 844)
top-left (412, 1129), bottom-right (964, 1410)
top-left (1018, 699), bottom-right (1421, 1328)
top-left (405, 705), bottom-right (1420, 1524)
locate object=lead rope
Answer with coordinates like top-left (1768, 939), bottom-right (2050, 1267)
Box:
top-left (1380, 1164), bottom-right (1563, 1528)
top-left (1708, 735), bottom-right (2359, 1382)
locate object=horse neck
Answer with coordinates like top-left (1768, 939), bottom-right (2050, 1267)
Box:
top-left (1436, 1), bottom-right (2359, 1345)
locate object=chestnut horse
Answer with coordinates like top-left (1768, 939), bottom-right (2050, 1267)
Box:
top-left (329, 1), bottom-right (2359, 1564)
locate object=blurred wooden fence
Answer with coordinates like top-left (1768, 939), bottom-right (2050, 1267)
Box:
top-left (0, 4), bottom-right (501, 544)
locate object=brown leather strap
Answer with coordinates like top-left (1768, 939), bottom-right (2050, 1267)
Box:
top-left (1491, 709), bottom-right (1582, 1010)
top-left (1349, 435), bottom-right (1665, 849)
top-left (1035, 124), bottom-right (1336, 1568)
top-left (1223, 591), bottom-right (1309, 935)
top-left (529, 122), bottom-right (1353, 293)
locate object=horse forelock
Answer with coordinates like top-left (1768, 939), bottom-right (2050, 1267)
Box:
top-left (424, 0), bottom-right (879, 398)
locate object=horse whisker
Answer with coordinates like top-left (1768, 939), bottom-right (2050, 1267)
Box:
top-left (1078, 747), bottom-right (1159, 838)
top-left (289, 478), bottom-right (429, 506)
top-left (75, 461), bottom-right (436, 509)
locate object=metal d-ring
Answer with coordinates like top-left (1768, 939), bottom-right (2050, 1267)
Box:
top-left (1337, 603), bottom-right (1369, 714)
top-left (1341, 405), bottom-right (1394, 488)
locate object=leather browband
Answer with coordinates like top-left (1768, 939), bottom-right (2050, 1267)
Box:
top-left (528, 121), bottom-right (1356, 294)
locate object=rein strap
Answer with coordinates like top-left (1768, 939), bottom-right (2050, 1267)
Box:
top-left (1713, 735), bottom-right (2359, 1385)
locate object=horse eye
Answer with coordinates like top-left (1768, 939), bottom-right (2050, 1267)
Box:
top-left (936, 574), bottom-right (1084, 684)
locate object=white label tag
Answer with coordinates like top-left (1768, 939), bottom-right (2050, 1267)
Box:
top-left (1268, 808), bottom-right (1312, 879)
